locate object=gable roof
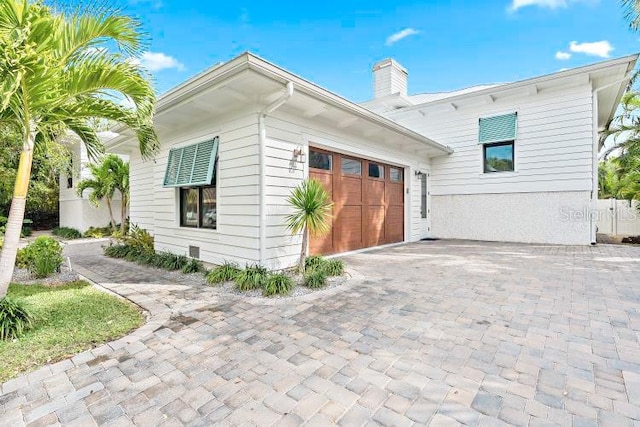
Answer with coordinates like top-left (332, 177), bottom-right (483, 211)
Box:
top-left (106, 52), bottom-right (452, 156)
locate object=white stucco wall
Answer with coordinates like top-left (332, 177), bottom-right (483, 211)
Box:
top-left (431, 191), bottom-right (592, 245)
top-left (59, 142), bottom-right (126, 233)
top-left (59, 198), bottom-right (124, 233)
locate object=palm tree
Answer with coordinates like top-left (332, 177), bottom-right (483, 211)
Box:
top-left (623, 0), bottom-right (640, 31)
top-left (0, 1), bottom-right (158, 295)
top-left (285, 179), bottom-right (333, 273)
top-left (76, 156), bottom-right (120, 231)
top-left (100, 154), bottom-right (129, 234)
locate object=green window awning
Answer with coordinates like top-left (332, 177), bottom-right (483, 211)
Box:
top-left (479, 112), bottom-right (517, 144)
top-left (163, 137), bottom-right (219, 187)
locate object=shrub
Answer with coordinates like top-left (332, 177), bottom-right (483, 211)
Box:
top-left (181, 258), bottom-right (204, 274)
top-left (321, 259), bottom-right (345, 276)
top-left (305, 255), bottom-right (324, 271)
top-left (119, 224), bottom-right (154, 254)
top-left (0, 216), bottom-right (32, 238)
top-left (84, 225), bottom-right (113, 238)
top-left (19, 237), bottom-right (63, 278)
top-left (304, 269), bottom-right (327, 289)
top-left (206, 262), bottom-right (241, 285)
top-left (52, 226), bottom-right (82, 239)
top-left (104, 244), bottom-right (132, 258)
top-left (15, 248), bottom-right (29, 268)
top-left (155, 251), bottom-right (188, 271)
top-left (234, 265), bottom-right (268, 291)
top-left (0, 297), bottom-right (35, 340)
top-left (263, 273), bottom-right (294, 297)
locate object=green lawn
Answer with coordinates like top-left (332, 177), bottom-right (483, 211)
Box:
top-left (0, 281), bottom-right (144, 383)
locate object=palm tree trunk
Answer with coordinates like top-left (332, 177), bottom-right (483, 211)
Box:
top-left (105, 197), bottom-right (116, 231)
top-left (299, 225), bottom-right (308, 273)
top-left (120, 193), bottom-right (127, 234)
top-left (0, 132), bottom-right (35, 296)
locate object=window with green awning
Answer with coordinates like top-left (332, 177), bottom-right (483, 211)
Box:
top-left (478, 112), bottom-right (517, 144)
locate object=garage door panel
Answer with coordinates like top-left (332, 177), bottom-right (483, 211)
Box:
top-left (336, 206), bottom-right (362, 250)
top-left (387, 184), bottom-right (403, 206)
top-left (310, 171), bottom-right (334, 254)
top-left (386, 205), bottom-right (403, 243)
top-left (366, 206), bottom-right (385, 246)
top-left (367, 180), bottom-right (385, 205)
top-left (339, 176), bottom-right (362, 203)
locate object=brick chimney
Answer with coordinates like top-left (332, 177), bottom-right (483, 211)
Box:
top-left (372, 58), bottom-right (408, 99)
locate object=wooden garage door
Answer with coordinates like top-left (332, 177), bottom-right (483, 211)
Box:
top-left (309, 147), bottom-right (404, 255)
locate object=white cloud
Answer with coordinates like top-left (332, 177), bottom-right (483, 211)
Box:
top-left (569, 40), bottom-right (613, 58)
top-left (385, 28), bottom-right (419, 46)
top-left (133, 52), bottom-right (185, 72)
top-left (509, 0), bottom-right (594, 11)
top-left (511, 0), bottom-right (566, 10)
top-left (555, 51), bottom-right (572, 60)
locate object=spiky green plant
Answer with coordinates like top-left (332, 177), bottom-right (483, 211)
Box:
top-left (303, 269), bottom-right (327, 289)
top-left (206, 262), bottom-right (241, 285)
top-left (263, 273), bottom-right (294, 297)
top-left (234, 265), bottom-right (268, 291)
top-left (181, 258), bottom-right (204, 274)
top-left (305, 255), bottom-right (324, 271)
top-left (321, 259), bottom-right (345, 277)
top-left (285, 179), bottom-right (333, 273)
top-left (0, 297), bottom-right (34, 340)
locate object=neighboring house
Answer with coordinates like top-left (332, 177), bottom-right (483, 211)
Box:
top-left (104, 52), bottom-right (637, 269)
top-left (59, 134), bottom-right (127, 233)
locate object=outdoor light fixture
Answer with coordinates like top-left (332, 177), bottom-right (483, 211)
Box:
top-left (293, 147), bottom-right (306, 163)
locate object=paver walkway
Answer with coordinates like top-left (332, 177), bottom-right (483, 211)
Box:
top-left (2, 240), bottom-right (640, 426)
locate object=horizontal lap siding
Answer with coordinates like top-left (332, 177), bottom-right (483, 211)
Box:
top-left (388, 85), bottom-right (594, 195)
top-left (129, 150), bottom-right (155, 233)
top-left (149, 113), bottom-right (261, 266)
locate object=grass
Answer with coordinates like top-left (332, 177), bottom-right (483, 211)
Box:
top-left (0, 281), bottom-right (144, 383)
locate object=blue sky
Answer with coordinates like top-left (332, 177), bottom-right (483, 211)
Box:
top-left (117, 0), bottom-right (638, 102)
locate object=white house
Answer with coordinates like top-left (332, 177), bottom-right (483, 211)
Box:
top-left (59, 135), bottom-right (127, 233)
top-left (103, 52), bottom-right (637, 269)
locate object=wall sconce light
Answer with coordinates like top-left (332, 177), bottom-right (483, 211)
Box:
top-left (293, 147), bottom-right (306, 163)
top-left (414, 170), bottom-right (424, 177)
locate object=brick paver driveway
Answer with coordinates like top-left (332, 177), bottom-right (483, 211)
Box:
top-left (2, 240), bottom-right (640, 426)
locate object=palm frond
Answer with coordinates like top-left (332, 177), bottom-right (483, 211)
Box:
top-left (285, 179), bottom-right (333, 237)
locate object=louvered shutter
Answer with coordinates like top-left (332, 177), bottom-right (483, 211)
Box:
top-left (163, 137), bottom-right (219, 187)
top-left (479, 113), bottom-right (517, 144)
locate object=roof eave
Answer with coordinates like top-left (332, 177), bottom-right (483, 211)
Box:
top-left (397, 54), bottom-right (640, 114)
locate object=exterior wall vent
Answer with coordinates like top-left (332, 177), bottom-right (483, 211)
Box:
top-left (189, 246), bottom-right (200, 259)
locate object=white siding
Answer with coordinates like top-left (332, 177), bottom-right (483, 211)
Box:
top-left (129, 149), bottom-right (155, 233)
top-left (386, 84), bottom-right (594, 195)
top-left (144, 112), bottom-right (261, 266)
top-left (383, 83), bottom-right (595, 245)
top-left (263, 111), bottom-right (432, 270)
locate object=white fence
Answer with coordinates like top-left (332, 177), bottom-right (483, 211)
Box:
top-left (596, 199), bottom-right (640, 236)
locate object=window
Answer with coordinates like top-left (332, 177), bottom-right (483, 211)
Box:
top-left (390, 167), bottom-right (403, 182)
top-left (420, 173), bottom-right (427, 219)
top-left (479, 112), bottom-right (517, 173)
top-left (368, 163), bottom-right (384, 179)
top-left (67, 158), bottom-right (73, 189)
top-left (341, 157), bottom-right (362, 175)
top-left (180, 186), bottom-right (217, 229)
top-left (483, 142), bottom-right (514, 173)
top-left (309, 149), bottom-right (332, 170)
top-left (165, 137), bottom-right (220, 230)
